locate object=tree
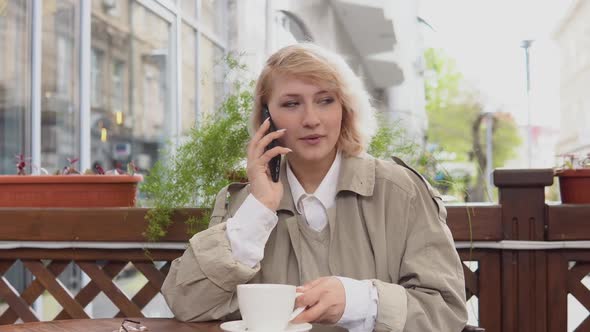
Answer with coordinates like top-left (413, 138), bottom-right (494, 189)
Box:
top-left (424, 48), bottom-right (522, 201)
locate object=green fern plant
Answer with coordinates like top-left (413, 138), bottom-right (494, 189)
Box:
top-left (141, 54), bottom-right (252, 241)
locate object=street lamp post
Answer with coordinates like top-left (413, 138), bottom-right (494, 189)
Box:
top-left (521, 40), bottom-right (534, 168)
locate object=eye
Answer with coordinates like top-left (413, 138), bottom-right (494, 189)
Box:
top-left (318, 97), bottom-right (334, 105)
top-left (281, 101), bottom-right (299, 108)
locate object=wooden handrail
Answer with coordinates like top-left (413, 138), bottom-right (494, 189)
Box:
top-left (0, 205), bottom-right (502, 242)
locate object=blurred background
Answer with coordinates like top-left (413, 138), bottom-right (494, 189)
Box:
top-left (0, 0), bottom-right (588, 326)
top-left (0, 0), bottom-right (584, 202)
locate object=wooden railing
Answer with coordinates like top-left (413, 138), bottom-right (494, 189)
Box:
top-left (449, 202), bottom-right (502, 332)
top-left (0, 209), bottom-right (195, 325)
top-left (0, 169), bottom-right (589, 331)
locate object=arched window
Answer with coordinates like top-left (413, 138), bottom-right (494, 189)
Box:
top-left (275, 10), bottom-right (313, 48)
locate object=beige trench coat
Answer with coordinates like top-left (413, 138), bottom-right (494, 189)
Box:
top-left (162, 154), bottom-right (467, 331)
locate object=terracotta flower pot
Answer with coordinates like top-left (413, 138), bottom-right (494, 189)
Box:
top-left (0, 175), bottom-right (143, 207)
top-left (556, 169), bottom-right (590, 204)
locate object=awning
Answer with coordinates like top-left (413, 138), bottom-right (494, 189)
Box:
top-left (332, 0), bottom-right (402, 88)
top-left (332, 0), bottom-right (396, 56)
top-left (364, 51), bottom-right (404, 87)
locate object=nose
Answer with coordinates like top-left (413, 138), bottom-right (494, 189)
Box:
top-left (301, 104), bottom-right (320, 128)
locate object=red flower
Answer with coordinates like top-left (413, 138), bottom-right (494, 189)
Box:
top-left (95, 164), bottom-right (105, 175)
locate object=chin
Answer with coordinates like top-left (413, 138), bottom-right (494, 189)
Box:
top-left (292, 146), bottom-right (336, 163)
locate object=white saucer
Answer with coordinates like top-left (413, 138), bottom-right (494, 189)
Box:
top-left (220, 320), bottom-right (312, 332)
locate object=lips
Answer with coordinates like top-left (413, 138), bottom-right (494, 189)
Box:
top-left (301, 134), bottom-right (322, 140)
top-left (300, 134), bottom-right (324, 145)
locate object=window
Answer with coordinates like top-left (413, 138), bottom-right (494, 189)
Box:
top-left (41, 0), bottom-right (79, 171)
top-left (181, 0), bottom-right (197, 18)
top-left (90, 1), bottom-right (172, 175)
top-left (181, 23), bottom-right (197, 134)
top-left (112, 59), bottom-right (125, 116)
top-left (199, 35), bottom-right (224, 117)
top-left (91, 48), bottom-right (104, 108)
top-left (201, 0), bottom-right (226, 36)
top-left (0, 0), bottom-right (31, 174)
top-left (56, 36), bottom-right (73, 96)
top-left (276, 10), bottom-right (312, 42)
top-left (274, 10), bottom-right (313, 49)
top-left (0, 0), bottom-right (229, 176)
top-left (0, 4), bottom-right (3, 78)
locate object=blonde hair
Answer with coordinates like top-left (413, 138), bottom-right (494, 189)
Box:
top-left (250, 43), bottom-right (377, 157)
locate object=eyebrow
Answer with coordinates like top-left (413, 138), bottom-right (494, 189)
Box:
top-left (279, 90), bottom-right (332, 98)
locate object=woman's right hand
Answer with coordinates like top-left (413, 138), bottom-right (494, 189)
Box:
top-left (247, 118), bottom-right (291, 211)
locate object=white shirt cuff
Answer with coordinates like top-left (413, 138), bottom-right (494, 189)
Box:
top-left (226, 194), bottom-right (278, 268)
top-left (336, 277), bottom-right (379, 332)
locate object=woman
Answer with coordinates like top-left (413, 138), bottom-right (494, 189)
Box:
top-left (162, 43), bottom-right (467, 332)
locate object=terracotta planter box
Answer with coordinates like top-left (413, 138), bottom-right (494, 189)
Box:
top-left (557, 169), bottom-right (590, 204)
top-left (0, 175), bottom-right (142, 207)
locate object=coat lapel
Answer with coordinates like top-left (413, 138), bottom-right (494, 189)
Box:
top-left (326, 206), bottom-right (338, 275)
top-left (284, 215), bottom-right (302, 279)
top-left (330, 154), bottom-right (377, 278)
top-left (273, 159), bottom-right (305, 281)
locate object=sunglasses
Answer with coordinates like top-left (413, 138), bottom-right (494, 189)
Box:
top-left (117, 319), bottom-right (148, 332)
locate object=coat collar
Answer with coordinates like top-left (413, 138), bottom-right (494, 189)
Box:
top-left (277, 152), bottom-right (375, 213)
top-left (336, 152), bottom-right (375, 197)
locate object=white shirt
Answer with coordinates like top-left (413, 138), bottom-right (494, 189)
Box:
top-left (226, 152), bottom-right (378, 332)
top-left (286, 151), bottom-right (340, 232)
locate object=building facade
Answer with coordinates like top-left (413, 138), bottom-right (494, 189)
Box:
top-left (554, 0), bottom-right (590, 157)
top-left (0, 0), bottom-right (427, 177)
top-left (231, 0), bottom-right (428, 143)
top-left (0, 0), bottom-right (228, 175)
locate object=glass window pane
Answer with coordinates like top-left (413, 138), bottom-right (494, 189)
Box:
top-left (90, 1), bottom-right (172, 173)
top-left (181, 0), bottom-right (196, 18)
top-left (182, 23), bottom-right (196, 134)
top-left (91, 47), bottom-right (104, 108)
top-left (199, 35), bottom-right (224, 117)
top-left (0, 1), bottom-right (31, 174)
top-left (201, 0), bottom-right (225, 36)
top-left (41, 0), bottom-right (80, 171)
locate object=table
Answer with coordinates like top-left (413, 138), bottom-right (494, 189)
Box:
top-left (0, 318), bottom-right (223, 332)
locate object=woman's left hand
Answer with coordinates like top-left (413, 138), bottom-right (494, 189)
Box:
top-left (291, 277), bottom-right (346, 325)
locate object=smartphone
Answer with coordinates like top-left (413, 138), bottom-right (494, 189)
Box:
top-left (262, 105), bottom-right (281, 182)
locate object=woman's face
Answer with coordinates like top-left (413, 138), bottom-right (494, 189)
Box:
top-left (266, 74), bottom-right (342, 165)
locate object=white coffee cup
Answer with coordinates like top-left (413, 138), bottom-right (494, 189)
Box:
top-left (237, 284), bottom-right (306, 332)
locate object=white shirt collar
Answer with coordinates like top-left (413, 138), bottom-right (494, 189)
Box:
top-left (286, 151), bottom-right (341, 214)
